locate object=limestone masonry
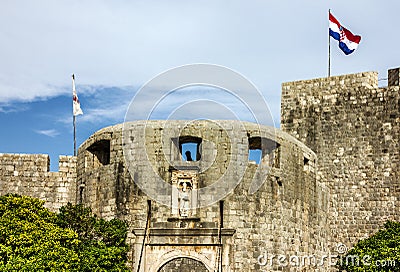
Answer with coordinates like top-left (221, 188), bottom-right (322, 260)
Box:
top-left (0, 67), bottom-right (399, 271)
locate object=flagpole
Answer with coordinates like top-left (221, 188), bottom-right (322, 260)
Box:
top-left (72, 74), bottom-right (77, 156)
top-left (328, 9), bottom-right (331, 77)
top-left (73, 114), bottom-right (77, 156)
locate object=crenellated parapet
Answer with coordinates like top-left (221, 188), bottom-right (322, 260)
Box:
top-left (281, 68), bottom-right (400, 247)
top-left (0, 153), bottom-right (77, 211)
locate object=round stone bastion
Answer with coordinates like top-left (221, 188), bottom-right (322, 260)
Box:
top-left (77, 120), bottom-right (329, 271)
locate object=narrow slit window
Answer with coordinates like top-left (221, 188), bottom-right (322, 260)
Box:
top-left (304, 157), bottom-right (310, 171)
top-left (303, 156), bottom-right (314, 172)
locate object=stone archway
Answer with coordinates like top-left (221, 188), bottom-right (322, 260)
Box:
top-left (157, 257), bottom-right (209, 272)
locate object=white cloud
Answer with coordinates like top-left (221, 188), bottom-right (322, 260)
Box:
top-left (78, 103), bottom-right (129, 124)
top-left (35, 129), bottom-right (60, 138)
top-left (133, 86), bottom-right (276, 126)
top-left (1, 0), bottom-right (399, 106)
top-left (0, 0), bottom-right (399, 130)
top-left (57, 86), bottom-right (135, 125)
top-left (0, 102), bottom-right (30, 113)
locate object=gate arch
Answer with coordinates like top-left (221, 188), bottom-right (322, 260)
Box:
top-left (157, 257), bottom-right (210, 272)
top-left (147, 249), bottom-right (215, 272)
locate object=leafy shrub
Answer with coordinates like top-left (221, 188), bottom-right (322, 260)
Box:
top-left (338, 221), bottom-right (400, 272)
top-left (0, 194), bottom-right (129, 272)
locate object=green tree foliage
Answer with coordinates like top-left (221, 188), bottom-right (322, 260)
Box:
top-left (338, 221), bottom-right (400, 272)
top-left (0, 194), bottom-right (129, 272)
top-left (56, 203), bottom-right (129, 271)
top-left (0, 194), bottom-right (80, 271)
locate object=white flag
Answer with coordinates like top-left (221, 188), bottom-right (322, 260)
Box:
top-left (72, 74), bottom-right (83, 116)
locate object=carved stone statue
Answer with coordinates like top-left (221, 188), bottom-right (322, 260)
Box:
top-left (179, 181), bottom-right (191, 217)
top-left (171, 170), bottom-right (198, 218)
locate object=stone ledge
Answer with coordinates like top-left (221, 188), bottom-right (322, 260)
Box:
top-left (167, 217), bottom-right (201, 222)
top-left (132, 228), bottom-right (236, 237)
top-left (169, 165), bottom-right (200, 171)
top-left (146, 243), bottom-right (222, 247)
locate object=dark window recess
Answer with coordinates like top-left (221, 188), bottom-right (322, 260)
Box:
top-left (248, 136), bottom-right (280, 168)
top-left (303, 156), bottom-right (315, 172)
top-left (304, 157), bottom-right (310, 171)
top-left (87, 139), bottom-right (111, 166)
top-left (174, 136), bottom-right (202, 161)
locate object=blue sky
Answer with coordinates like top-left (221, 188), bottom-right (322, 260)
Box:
top-left (1, 0), bottom-right (400, 171)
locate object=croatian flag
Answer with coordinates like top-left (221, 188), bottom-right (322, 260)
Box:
top-left (329, 12), bottom-right (361, 55)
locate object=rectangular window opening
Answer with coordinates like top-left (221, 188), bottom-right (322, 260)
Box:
top-left (181, 142), bottom-right (200, 161)
top-left (86, 139), bottom-right (111, 168)
top-left (248, 149), bottom-right (262, 164)
top-left (173, 136), bottom-right (202, 162)
top-left (248, 136), bottom-right (280, 168)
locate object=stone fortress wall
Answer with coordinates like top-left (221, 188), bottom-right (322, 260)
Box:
top-left (0, 66), bottom-right (398, 271)
top-left (0, 154), bottom-right (76, 211)
top-left (77, 120), bottom-right (329, 271)
top-left (281, 67), bottom-right (400, 246)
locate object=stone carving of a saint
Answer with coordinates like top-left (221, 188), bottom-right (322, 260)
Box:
top-left (179, 182), bottom-right (191, 217)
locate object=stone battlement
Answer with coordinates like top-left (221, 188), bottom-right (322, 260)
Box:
top-left (281, 67), bottom-right (400, 245)
top-left (0, 153), bottom-right (77, 211)
top-left (282, 71), bottom-right (379, 94)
